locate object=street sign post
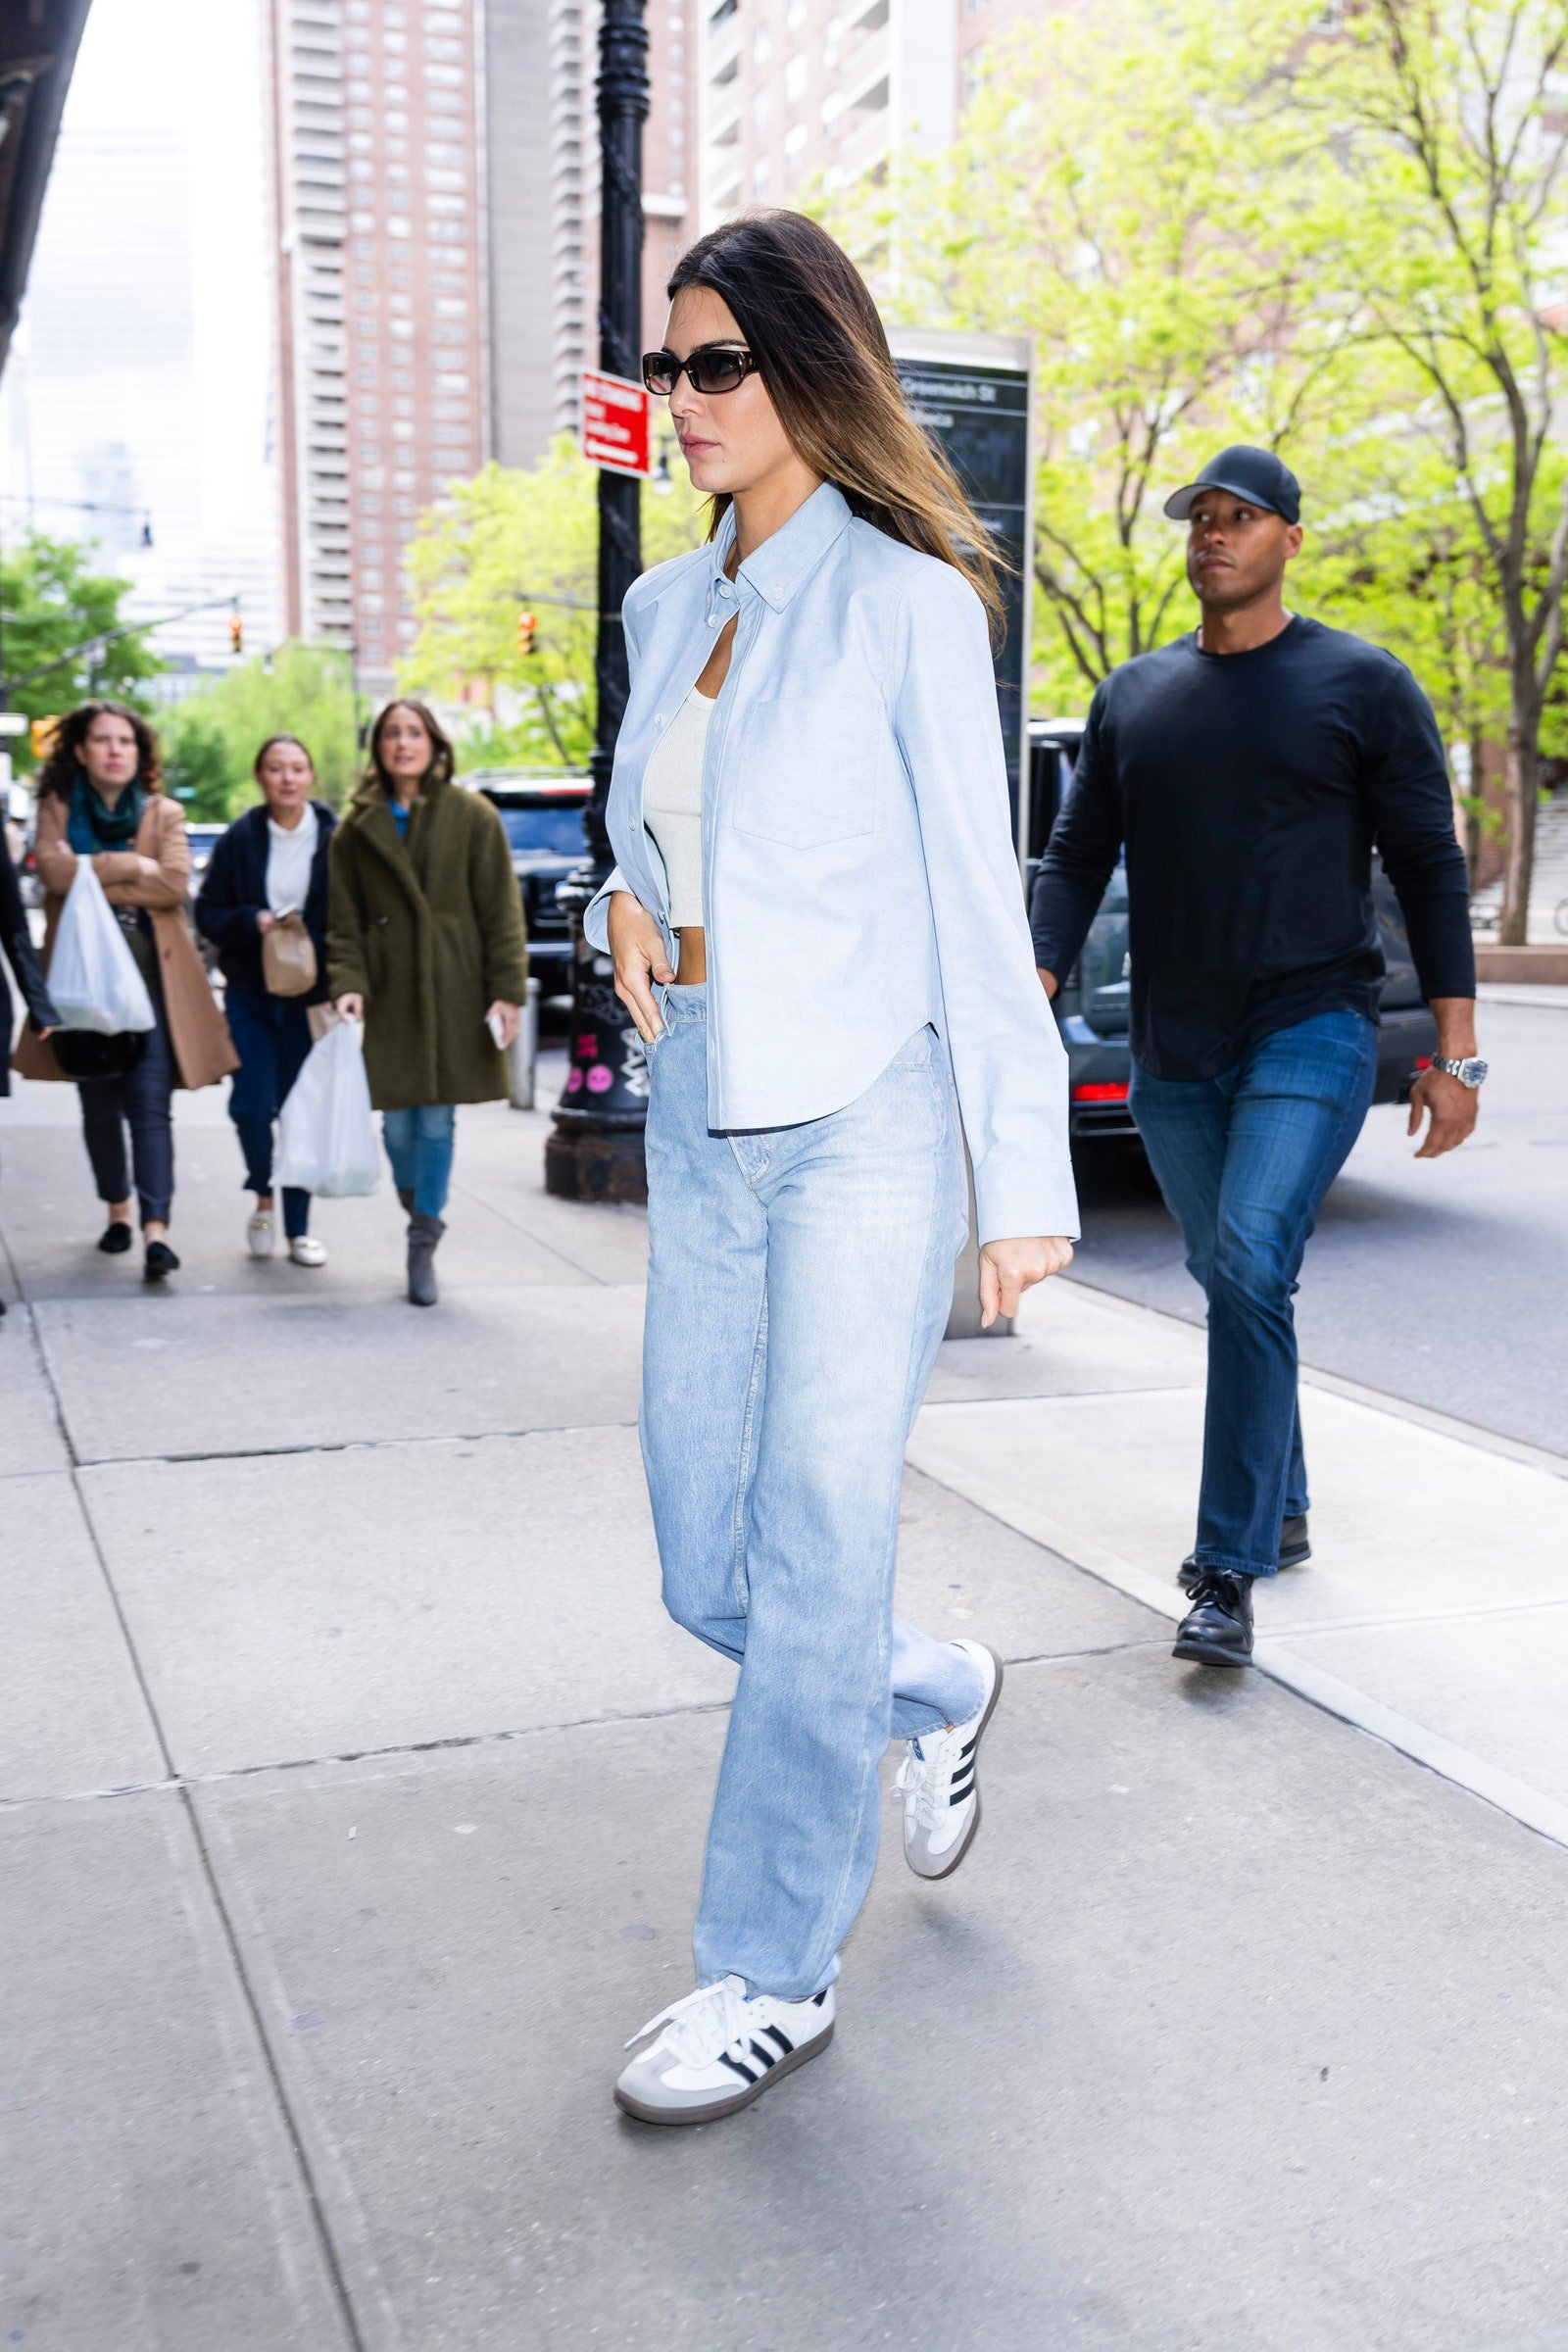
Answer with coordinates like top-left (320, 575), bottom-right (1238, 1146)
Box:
top-left (581, 368), bottom-right (652, 478)
top-left (889, 329), bottom-right (1036, 873)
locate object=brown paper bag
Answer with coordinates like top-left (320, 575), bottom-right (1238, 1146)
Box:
top-left (262, 911), bottom-right (318, 998)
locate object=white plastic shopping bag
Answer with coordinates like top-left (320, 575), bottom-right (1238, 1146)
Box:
top-left (275, 1019), bottom-right (381, 1197)
top-left (48, 859), bottom-right (157, 1036)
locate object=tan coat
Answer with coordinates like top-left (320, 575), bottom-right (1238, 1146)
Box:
top-left (12, 791), bottom-right (238, 1091)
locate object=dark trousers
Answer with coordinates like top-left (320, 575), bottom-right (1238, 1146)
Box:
top-left (225, 986), bottom-right (314, 1240)
top-left (78, 991), bottom-right (176, 1227)
top-left (1129, 1008), bottom-right (1379, 1578)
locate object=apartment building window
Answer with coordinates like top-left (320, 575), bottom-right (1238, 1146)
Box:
top-left (784, 52), bottom-right (807, 98)
top-left (710, 0), bottom-right (738, 24)
top-left (753, 28), bottom-right (772, 63)
top-left (785, 122), bottom-right (808, 158)
top-left (711, 49), bottom-right (738, 82)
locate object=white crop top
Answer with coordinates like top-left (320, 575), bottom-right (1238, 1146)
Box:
top-left (642, 688), bottom-right (712, 927)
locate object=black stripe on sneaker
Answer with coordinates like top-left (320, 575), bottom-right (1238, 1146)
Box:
top-left (959, 1736), bottom-right (978, 1757)
top-left (812, 1989), bottom-right (829, 2007)
top-left (718, 2052), bottom-right (758, 2084)
top-left (950, 1779), bottom-right (974, 1805)
top-left (748, 2039), bottom-right (778, 2071)
top-left (763, 2025), bottom-right (794, 2056)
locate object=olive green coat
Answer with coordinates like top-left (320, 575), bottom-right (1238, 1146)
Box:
top-left (326, 772), bottom-right (528, 1111)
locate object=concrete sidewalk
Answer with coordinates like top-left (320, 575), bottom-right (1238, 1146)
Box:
top-left (3, 1067), bottom-right (1566, 2351)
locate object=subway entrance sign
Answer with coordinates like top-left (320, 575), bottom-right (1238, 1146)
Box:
top-left (889, 330), bottom-right (1036, 870)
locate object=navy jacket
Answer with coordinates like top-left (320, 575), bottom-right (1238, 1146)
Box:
top-left (2, 826), bottom-right (59, 1098)
top-left (196, 802), bottom-right (336, 1004)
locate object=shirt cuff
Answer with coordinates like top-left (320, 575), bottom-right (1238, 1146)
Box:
top-left (583, 867), bottom-right (630, 955)
top-left (974, 1156), bottom-right (1082, 1248)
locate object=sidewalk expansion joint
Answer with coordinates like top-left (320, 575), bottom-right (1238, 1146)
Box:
top-left (67, 1417), bottom-right (641, 1472)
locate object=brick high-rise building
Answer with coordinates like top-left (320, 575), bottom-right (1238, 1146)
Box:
top-left (268, 0), bottom-right (699, 687)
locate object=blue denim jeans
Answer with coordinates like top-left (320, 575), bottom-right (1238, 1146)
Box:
top-left (382, 1103), bottom-right (456, 1217)
top-left (225, 986), bottom-right (314, 1240)
top-left (77, 985), bottom-right (175, 1227)
top-left (641, 984), bottom-right (981, 2002)
top-left (1130, 1008), bottom-right (1379, 1579)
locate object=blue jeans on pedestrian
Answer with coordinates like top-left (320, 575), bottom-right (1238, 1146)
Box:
top-left (77, 985), bottom-right (176, 1227)
top-left (225, 986), bottom-right (314, 1241)
top-left (1130, 1007), bottom-right (1379, 1580)
top-left (382, 1103), bottom-right (456, 1217)
top-left (640, 984), bottom-right (982, 2003)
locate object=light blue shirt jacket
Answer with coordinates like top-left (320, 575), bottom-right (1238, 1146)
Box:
top-left (585, 481), bottom-right (1079, 1244)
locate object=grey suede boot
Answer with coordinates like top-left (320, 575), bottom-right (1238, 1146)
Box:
top-left (406, 1212), bottom-right (445, 1306)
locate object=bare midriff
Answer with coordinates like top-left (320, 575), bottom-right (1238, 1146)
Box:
top-left (674, 602), bottom-right (736, 992)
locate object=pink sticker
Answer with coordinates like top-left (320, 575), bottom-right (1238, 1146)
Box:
top-left (564, 1066), bottom-right (585, 1094)
top-left (586, 1063), bottom-right (613, 1094)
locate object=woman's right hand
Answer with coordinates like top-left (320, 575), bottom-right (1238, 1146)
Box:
top-left (257, 910), bottom-right (277, 935)
top-left (608, 892), bottom-right (674, 1045)
top-left (335, 993), bottom-right (365, 1022)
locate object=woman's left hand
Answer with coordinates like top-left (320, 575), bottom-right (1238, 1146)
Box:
top-left (487, 1000), bottom-right (520, 1050)
top-left (978, 1236), bottom-right (1075, 1328)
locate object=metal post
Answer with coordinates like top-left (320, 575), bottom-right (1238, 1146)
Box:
top-left (544, 0), bottom-right (652, 1203)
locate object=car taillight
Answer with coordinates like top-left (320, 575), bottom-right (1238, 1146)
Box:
top-left (1071, 1080), bottom-right (1130, 1102)
top-left (1414, 1056), bottom-right (1433, 1070)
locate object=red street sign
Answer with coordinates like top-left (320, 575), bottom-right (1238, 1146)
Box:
top-left (581, 368), bottom-right (651, 477)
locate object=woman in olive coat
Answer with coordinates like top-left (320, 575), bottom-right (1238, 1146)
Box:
top-left (328, 700), bottom-right (527, 1305)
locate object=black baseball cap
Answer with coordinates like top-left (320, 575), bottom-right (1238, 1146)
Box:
top-left (1163, 445), bottom-right (1301, 526)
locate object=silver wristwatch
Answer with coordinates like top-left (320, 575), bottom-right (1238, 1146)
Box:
top-left (1430, 1054), bottom-right (1488, 1089)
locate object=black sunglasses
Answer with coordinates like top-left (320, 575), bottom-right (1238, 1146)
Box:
top-left (641, 343), bottom-right (760, 397)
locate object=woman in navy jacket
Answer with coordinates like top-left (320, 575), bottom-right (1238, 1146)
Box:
top-left (196, 736), bottom-right (336, 1265)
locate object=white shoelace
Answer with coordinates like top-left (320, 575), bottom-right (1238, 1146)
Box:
top-left (895, 1742), bottom-right (950, 1831)
top-left (625, 1976), bottom-right (752, 2066)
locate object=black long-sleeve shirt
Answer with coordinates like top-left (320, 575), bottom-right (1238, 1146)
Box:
top-left (1029, 616), bottom-right (1476, 1081)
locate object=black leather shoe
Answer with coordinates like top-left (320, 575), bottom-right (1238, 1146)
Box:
top-left (1180, 1514), bottom-right (1309, 1592)
top-left (1172, 1570), bottom-right (1254, 1667)
top-left (143, 1241), bottom-right (180, 1283)
top-left (97, 1221), bottom-right (133, 1254)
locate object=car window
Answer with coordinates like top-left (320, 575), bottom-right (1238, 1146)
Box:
top-left (493, 805), bottom-right (587, 857)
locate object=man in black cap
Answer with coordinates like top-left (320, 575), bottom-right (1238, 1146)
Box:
top-left (1031, 446), bottom-right (1483, 1668)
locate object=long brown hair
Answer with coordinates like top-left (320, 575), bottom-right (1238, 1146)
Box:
top-left (666, 211), bottom-right (1005, 638)
top-left (36, 700), bottom-right (163, 801)
top-left (364, 699), bottom-right (454, 795)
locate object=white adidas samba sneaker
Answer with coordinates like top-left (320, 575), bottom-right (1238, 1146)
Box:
top-left (614, 1975), bottom-right (835, 2125)
top-left (895, 1640), bottom-right (1004, 1880)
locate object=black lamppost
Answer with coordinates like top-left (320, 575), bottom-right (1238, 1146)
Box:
top-left (544, 0), bottom-right (651, 1203)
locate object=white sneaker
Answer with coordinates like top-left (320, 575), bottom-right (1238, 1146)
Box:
top-left (896, 1640), bottom-right (1004, 1881)
top-left (613, 1975), bottom-right (835, 2125)
top-left (246, 1212), bottom-right (274, 1259)
top-left (288, 1235), bottom-right (327, 1267)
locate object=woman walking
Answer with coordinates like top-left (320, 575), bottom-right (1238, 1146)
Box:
top-left (1, 819), bottom-right (60, 1316)
top-left (15, 702), bottom-right (236, 1282)
top-left (196, 734), bottom-right (336, 1267)
top-left (328, 700), bottom-right (526, 1305)
top-left (601, 212), bottom-right (1078, 2124)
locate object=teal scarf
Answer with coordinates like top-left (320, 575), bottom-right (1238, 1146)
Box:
top-left (67, 775), bottom-right (145, 855)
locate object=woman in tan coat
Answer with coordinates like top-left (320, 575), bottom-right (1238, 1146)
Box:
top-left (15, 702), bottom-right (236, 1281)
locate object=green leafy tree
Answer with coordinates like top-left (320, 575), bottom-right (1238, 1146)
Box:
top-left (0, 530), bottom-right (165, 754)
top-left (1306, 0), bottom-right (1568, 941)
top-left (160, 641), bottom-right (362, 820)
top-left (828, 0), bottom-right (1350, 712)
top-left (401, 437), bottom-right (705, 766)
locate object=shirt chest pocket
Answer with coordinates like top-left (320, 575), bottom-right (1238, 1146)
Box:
top-left (730, 692), bottom-right (884, 850)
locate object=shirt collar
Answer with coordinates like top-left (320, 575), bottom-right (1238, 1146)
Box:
top-left (703, 481), bottom-right (853, 626)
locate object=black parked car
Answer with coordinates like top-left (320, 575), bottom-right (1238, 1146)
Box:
top-left (1024, 719), bottom-right (1440, 1144)
top-left (463, 768), bottom-right (590, 1013)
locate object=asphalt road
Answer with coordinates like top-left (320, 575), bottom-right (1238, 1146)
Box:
top-left (1066, 997), bottom-right (1568, 1457)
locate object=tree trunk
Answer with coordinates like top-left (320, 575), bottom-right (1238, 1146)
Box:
top-left (1464, 726), bottom-right (1486, 887)
top-left (1497, 685), bottom-right (1541, 947)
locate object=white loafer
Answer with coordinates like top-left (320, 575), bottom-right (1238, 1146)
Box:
top-left (246, 1213), bottom-right (274, 1259)
top-left (288, 1235), bottom-right (327, 1267)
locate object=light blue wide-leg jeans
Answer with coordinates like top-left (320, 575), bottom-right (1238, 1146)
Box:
top-left (640, 984), bottom-right (981, 2002)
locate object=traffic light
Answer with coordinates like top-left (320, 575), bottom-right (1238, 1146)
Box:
top-left (229, 612), bottom-right (244, 656)
top-left (517, 609), bottom-right (537, 658)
